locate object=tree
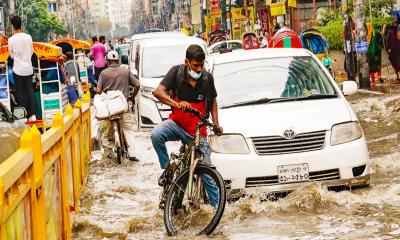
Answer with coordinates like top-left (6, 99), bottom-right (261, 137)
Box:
top-left (95, 18), bottom-right (112, 38)
top-left (16, 0), bottom-right (67, 41)
top-left (130, 0), bottom-right (150, 33)
top-left (354, 0), bottom-right (370, 89)
top-left (363, 0), bottom-right (395, 18)
top-left (114, 24), bottom-right (129, 38)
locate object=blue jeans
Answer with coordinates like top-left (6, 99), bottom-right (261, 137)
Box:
top-left (151, 119), bottom-right (220, 206)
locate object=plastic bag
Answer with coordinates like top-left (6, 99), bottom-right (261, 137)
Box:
top-left (107, 90), bottom-right (128, 116)
top-left (93, 93), bottom-right (109, 119)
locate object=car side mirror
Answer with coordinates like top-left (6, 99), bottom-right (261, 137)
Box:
top-left (342, 80), bottom-right (358, 96)
top-left (13, 107), bottom-right (27, 120)
top-left (121, 55), bottom-right (129, 65)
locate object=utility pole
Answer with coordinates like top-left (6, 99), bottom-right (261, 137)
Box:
top-left (354, 0), bottom-right (370, 89)
top-left (342, 0), bottom-right (356, 81)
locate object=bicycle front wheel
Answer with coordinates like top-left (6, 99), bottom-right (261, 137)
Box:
top-left (164, 164), bottom-right (226, 236)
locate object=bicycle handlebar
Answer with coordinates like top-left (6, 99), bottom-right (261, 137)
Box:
top-left (186, 108), bottom-right (216, 129)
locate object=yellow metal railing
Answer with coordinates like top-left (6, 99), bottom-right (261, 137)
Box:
top-left (0, 92), bottom-right (92, 240)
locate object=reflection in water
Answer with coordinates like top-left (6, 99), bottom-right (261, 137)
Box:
top-left (73, 93), bottom-right (400, 239)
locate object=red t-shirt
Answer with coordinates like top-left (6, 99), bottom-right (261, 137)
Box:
top-left (160, 65), bottom-right (217, 137)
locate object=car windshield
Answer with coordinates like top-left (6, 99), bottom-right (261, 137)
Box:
top-left (213, 56), bottom-right (337, 108)
top-left (142, 44), bottom-right (191, 78)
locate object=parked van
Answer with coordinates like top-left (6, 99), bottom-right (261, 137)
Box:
top-left (130, 36), bottom-right (208, 129)
top-left (129, 32), bottom-right (186, 76)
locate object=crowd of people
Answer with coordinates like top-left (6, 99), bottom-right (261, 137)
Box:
top-left (3, 13), bottom-right (130, 121)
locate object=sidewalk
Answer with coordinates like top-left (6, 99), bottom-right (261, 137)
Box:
top-left (330, 50), bottom-right (400, 93)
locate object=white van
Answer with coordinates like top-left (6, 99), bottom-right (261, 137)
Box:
top-left (129, 32), bottom-right (186, 76)
top-left (209, 48), bottom-right (370, 192)
top-left (130, 36), bottom-right (208, 129)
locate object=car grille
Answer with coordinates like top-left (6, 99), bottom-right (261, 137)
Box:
top-left (251, 130), bottom-right (326, 155)
top-left (245, 169), bottom-right (340, 188)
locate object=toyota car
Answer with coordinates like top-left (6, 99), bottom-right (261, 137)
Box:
top-left (209, 48), bottom-right (370, 193)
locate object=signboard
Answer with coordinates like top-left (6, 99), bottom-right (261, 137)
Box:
top-left (231, 7), bottom-right (255, 40)
top-left (191, 0), bottom-right (202, 25)
top-left (288, 0), bottom-right (297, 8)
top-left (210, 0), bottom-right (220, 13)
top-left (0, 7), bottom-right (4, 35)
top-left (355, 40), bottom-right (368, 54)
top-left (43, 99), bottom-right (61, 111)
top-left (205, 16), bottom-right (212, 33)
top-left (270, 2), bottom-right (286, 16)
top-left (33, 42), bottom-right (62, 58)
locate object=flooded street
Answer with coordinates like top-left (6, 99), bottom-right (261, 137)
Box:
top-left (73, 90), bottom-right (400, 240)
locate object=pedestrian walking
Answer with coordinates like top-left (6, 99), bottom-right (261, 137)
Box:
top-left (91, 36), bottom-right (107, 80)
top-left (106, 40), bottom-right (113, 51)
top-left (7, 16), bottom-right (36, 121)
top-left (367, 23), bottom-right (384, 86)
top-left (385, 19), bottom-right (400, 81)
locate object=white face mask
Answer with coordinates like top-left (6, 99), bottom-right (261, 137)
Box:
top-left (187, 62), bottom-right (202, 80)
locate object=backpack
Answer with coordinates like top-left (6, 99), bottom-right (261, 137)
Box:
top-left (174, 64), bottom-right (212, 118)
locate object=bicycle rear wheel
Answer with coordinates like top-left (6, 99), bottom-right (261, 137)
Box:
top-left (113, 121), bottom-right (122, 164)
top-left (164, 164), bottom-right (226, 236)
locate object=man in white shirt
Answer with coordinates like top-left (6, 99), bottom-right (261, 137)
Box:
top-left (8, 16), bottom-right (35, 121)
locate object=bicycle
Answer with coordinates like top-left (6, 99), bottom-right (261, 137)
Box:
top-left (109, 113), bottom-right (128, 164)
top-left (102, 89), bottom-right (135, 164)
top-left (160, 108), bottom-right (226, 236)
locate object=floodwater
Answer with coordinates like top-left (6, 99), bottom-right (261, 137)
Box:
top-left (72, 90), bottom-right (400, 240)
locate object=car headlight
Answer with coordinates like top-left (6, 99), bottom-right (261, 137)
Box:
top-left (209, 134), bottom-right (250, 154)
top-left (140, 86), bottom-right (156, 100)
top-left (330, 122), bottom-right (363, 146)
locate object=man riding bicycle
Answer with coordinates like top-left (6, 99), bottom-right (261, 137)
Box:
top-left (151, 45), bottom-right (223, 205)
top-left (96, 50), bottom-right (140, 161)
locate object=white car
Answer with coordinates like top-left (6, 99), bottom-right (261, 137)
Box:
top-left (129, 31), bottom-right (186, 75)
top-left (133, 36), bottom-right (208, 129)
top-left (209, 48), bottom-right (370, 192)
top-left (208, 40), bottom-right (243, 55)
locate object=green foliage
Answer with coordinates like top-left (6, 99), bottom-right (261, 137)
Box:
top-left (315, 19), bottom-right (344, 50)
top-left (315, 0), bottom-right (395, 50)
top-left (363, 0), bottom-right (395, 18)
top-left (370, 17), bottom-right (392, 31)
top-left (16, 0), bottom-right (67, 41)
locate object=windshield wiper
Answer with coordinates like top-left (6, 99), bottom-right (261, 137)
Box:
top-left (220, 97), bottom-right (273, 109)
top-left (296, 94), bottom-right (337, 100)
top-left (220, 94), bottom-right (337, 109)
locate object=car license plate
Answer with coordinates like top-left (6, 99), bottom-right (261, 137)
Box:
top-left (277, 163), bottom-right (309, 183)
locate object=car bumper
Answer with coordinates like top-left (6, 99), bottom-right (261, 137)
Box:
top-left (227, 174), bottom-right (370, 199)
top-left (211, 136), bottom-right (370, 190)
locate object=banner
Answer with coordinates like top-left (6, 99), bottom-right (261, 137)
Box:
top-left (288, 0), bottom-right (297, 8)
top-left (191, 0), bottom-right (202, 25)
top-left (270, 2), bottom-right (286, 16)
top-left (231, 7), bottom-right (255, 40)
top-left (205, 16), bottom-right (212, 33)
top-left (0, 7), bottom-right (4, 35)
top-left (210, 0), bottom-right (220, 13)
